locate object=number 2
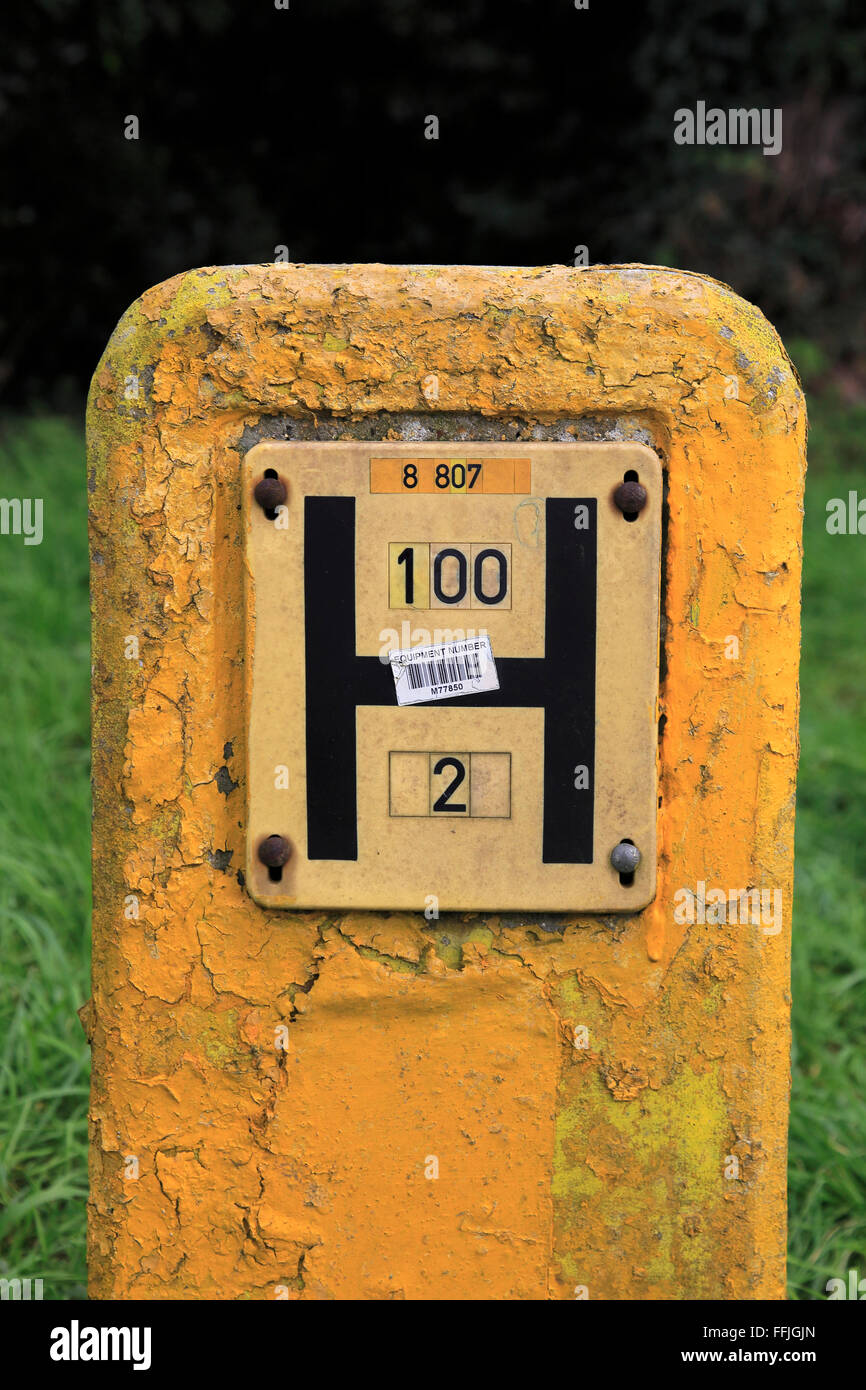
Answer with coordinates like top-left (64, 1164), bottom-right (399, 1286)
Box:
top-left (432, 756), bottom-right (467, 812)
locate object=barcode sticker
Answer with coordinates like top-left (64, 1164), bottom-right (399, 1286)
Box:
top-left (388, 636), bottom-right (500, 706)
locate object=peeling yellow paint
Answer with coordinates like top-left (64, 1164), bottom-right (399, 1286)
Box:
top-left (87, 263), bottom-right (804, 1299)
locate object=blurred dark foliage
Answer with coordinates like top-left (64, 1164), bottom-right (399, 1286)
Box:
top-left (1, 0), bottom-right (864, 406)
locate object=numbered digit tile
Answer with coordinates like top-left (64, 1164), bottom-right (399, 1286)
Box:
top-left (464, 459), bottom-right (485, 492)
top-left (469, 543), bottom-right (511, 609)
top-left (389, 752), bottom-right (430, 817)
top-left (469, 753), bottom-right (512, 818)
top-left (430, 543), bottom-right (471, 609)
top-left (429, 753), bottom-right (471, 816)
top-left (388, 542), bottom-right (430, 609)
top-left (447, 458), bottom-right (468, 493)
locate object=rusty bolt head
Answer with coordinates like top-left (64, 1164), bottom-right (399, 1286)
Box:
top-left (613, 480), bottom-right (648, 516)
top-left (610, 840), bottom-right (641, 874)
top-left (253, 475), bottom-right (288, 512)
top-left (258, 834), bottom-right (292, 868)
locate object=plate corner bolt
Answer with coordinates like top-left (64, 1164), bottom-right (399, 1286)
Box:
top-left (613, 480), bottom-right (647, 517)
top-left (253, 473), bottom-right (288, 513)
top-left (258, 834), bottom-right (292, 868)
top-left (610, 840), bottom-right (641, 874)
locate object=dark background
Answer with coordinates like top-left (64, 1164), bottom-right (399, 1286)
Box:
top-left (2, 0), bottom-right (865, 406)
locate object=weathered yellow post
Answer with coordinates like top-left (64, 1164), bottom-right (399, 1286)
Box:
top-left (87, 264), bottom-right (805, 1299)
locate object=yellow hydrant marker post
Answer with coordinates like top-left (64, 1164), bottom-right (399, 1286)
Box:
top-left (87, 264), bottom-right (805, 1299)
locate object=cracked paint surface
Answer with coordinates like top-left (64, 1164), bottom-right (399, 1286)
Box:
top-left (87, 263), bottom-right (805, 1299)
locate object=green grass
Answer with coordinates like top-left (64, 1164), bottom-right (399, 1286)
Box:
top-left (0, 417), bottom-right (91, 1298)
top-left (0, 399), bottom-right (863, 1300)
top-left (788, 392), bottom-right (866, 1298)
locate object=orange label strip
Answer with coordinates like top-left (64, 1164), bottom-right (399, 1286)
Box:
top-left (370, 458), bottom-right (530, 494)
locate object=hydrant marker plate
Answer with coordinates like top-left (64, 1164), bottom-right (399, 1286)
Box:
top-left (244, 439), bottom-right (662, 911)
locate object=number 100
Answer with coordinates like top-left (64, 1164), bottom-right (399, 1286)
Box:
top-left (388, 542), bottom-right (512, 610)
